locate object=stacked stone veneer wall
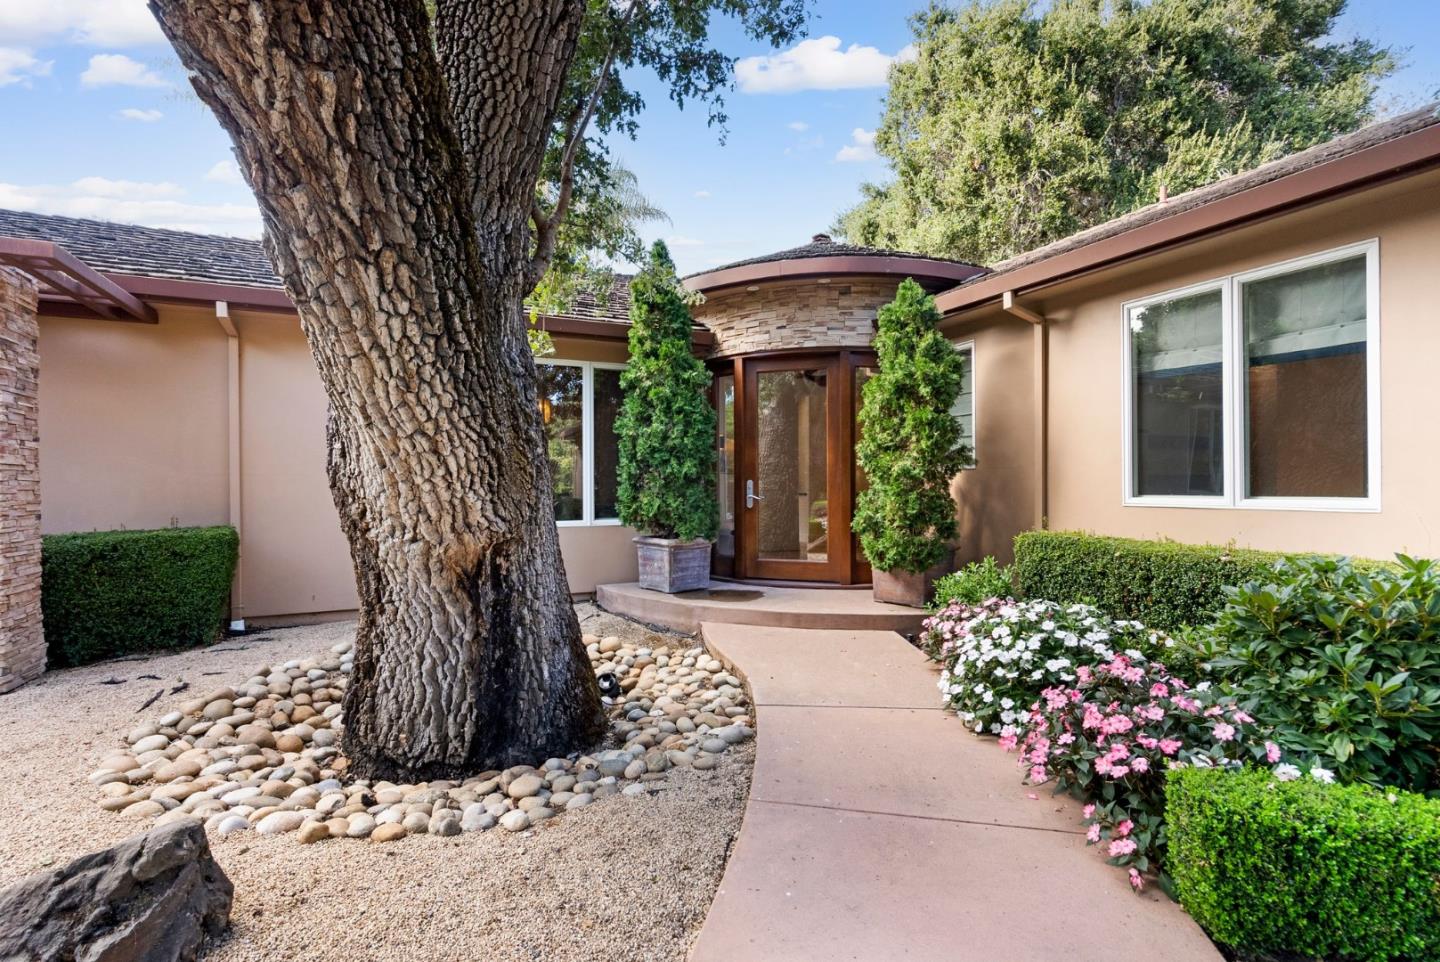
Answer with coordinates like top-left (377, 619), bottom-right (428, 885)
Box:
top-left (0, 266), bottom-right (43, 694)
top-left (696, 276), bottom-right (899, 357)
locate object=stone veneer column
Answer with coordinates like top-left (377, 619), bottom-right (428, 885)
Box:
top-left (0, 266), bottom-right (43, 694)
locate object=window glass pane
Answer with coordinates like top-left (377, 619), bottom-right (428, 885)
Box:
top-left (1242, 254), bottom-right (1368, 498)
top-left (1130, 289), bottom-right (1225, 497)
top-left (949, 345), bottom-right (976, 466)
top-left (536, 363), bottom-right (584, 521)
top-left (715, 374), bottom-right (736, 558)
top-left (592, 367), bottom-right (622, 519)
top-left (756, 368), bottom-right (828, 562)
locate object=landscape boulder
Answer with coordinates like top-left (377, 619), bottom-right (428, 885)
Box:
top-left (0, 818), bottom-right (232, 962)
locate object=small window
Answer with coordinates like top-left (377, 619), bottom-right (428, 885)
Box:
top-left (536, 359), bottom-right (626, 525)
top-left (951, 342), bottom-right (977, 467)
top-left (1122, 240), bottom-right (1378, 511)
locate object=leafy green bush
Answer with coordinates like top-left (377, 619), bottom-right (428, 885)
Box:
top-left (42, 526), bottom-right (238, 667)
top-left (931, 556), bottom-right (1015, 607)
top-left (615, 241), bottom-right (717, 541)
top-left (1201, 554), bottom-right (1440, 792)
top-left (853, 278), bottom-right (968, 573)
top-left (1012, 530), bottom-right (1390, 631)
top-left (1168, 767), bottom-right (1440, 962)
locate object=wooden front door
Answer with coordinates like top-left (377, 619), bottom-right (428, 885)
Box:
top-left (738, 355), bottom-right (849, 582)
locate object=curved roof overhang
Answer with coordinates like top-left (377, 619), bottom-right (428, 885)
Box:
top-left (685, 254), bottom-right (987, 296)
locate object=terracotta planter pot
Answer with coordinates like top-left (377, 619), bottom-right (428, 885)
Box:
top-left (634, 537), bottom-right (712, 593)
top-left (872, 551), bottom-right (955, 608)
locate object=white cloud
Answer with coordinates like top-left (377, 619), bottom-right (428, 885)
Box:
top-left (204, 160), bottom-right (245, 186)
top-left (118, 107), bottom-right (163, 122)
top-left (736, 36), bottom-right (907, 93)
top-left (787, 120), bottom-right (810, 131)
top-left (0, 178), bottom-right (262, 237)
top-left (0, 48), bottom-right (53, 87)
top-left (0, 1), bottom-right (165, 47)
top-left (835, 128), bottom-right (878, 163)
top-left (81, 53), bottom-right (167, 88)
top-left (665, 235), bottom-right (705, 247)
top-left (693, 189), bottom-right (711, 199)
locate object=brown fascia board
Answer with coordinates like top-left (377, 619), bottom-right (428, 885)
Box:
top-left (106, 272), bottom-right (296, 313)
top-left (0, 237), bottom-right (158, 322)
top-left (686, 254), bottom-right (987, 295)
top-left (935, 121), bottom-right (1440, 318)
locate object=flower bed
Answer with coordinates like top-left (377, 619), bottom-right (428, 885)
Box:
top-left (922, 598), bottom-right (1171, 739)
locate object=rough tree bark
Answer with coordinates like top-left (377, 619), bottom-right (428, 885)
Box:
top-left (147, 0), bottom-right (606, 780)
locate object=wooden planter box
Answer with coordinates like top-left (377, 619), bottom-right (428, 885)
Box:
top-left (634, 537), bottom-right (712, 593)
top-left (872, 551), bottom-right (955, 608)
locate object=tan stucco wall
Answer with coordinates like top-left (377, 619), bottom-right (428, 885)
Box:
top-left (37, 311), bottom-right (636, 619)
top-left (695, 277), bottom-right (899, 357)
top-left (951, 167), bottom-right (1440, 563)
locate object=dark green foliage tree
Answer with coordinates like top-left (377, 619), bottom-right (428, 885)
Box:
top-left (836, 0), bottom-right (1396, 264)
top-left (616, 242), bottom-right (718, 541)
top-left (853, 279), bottom-right (969, 573)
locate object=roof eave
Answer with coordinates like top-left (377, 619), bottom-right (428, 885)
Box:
top-left (686, 254), bottom-right (987, 295)
top-left (935, 118), bottom-right (1440, 319)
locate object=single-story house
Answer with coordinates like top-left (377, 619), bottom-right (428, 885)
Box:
top-left (1, 105), bottom-right (1437, 629)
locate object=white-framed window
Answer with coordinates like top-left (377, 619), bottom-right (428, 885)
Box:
top-left (950, 340), bottom-right (977, 467)
top-left (1122, 239), bottom-right (1380, 512)
top-left (535, 358), bottom-right (626, 526)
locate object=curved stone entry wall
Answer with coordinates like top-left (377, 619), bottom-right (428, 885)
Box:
top-left (695, 277), bottom-right (898, 357)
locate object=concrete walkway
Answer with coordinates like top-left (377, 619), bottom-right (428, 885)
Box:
top-left (690, 623), bottom-right (1222, 962)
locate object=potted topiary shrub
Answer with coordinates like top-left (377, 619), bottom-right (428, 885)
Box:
top-left (853, 278), bottom-right (970, 607)
top-left (616, 241), bottom-right (718, 593)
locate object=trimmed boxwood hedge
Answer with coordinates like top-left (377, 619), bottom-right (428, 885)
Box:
top-left (42, 526), bottom-right (238, 667)
top-left (1012, 530), bottom-right (1387, 631)
top-left (1168, 767), bottom-right (1440, 962)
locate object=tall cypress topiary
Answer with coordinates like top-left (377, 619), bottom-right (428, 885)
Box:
top-left (853, 278), bottom-right (969, 573)
top-left (616, 241), bottom-right (718, 541)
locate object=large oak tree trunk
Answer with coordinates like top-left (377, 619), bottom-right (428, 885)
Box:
top-left (148, 0), bottom-right (606, 780)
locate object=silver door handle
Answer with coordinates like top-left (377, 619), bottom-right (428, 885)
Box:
top-left (746, 480), bottom-right (763, 508)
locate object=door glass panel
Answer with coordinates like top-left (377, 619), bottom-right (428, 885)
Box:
top-left (853, 365), bottom-right (876, 566)
top-left (756, 368), bottom-right (828, 562)
top-left (715, 374), bottom-right (736, 559)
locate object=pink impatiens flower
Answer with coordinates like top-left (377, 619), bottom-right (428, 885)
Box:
top-left (1265, 741), bottom-right (1282, 763)
top-left (1128, 868), bottom-right (1145, 891)
top-left (998, 732), bottom-right (1018, 752)
top-left (1158, 738), bottom-right (1183, 756)
top-left (1082, 803), bottom-right (1096, 819)
top-left (1108, 838), bottom-right (1137, 857)
top-left (1115, 819), bottom-right (1134, 837)
top-left (1213, 722), bottom-right (1236, 742)
top-left (1086, 823), bottom-right (1102, 843)
top-left (1130, 756), bottom-right (1150, 773)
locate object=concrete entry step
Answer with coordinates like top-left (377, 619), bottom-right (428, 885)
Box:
top-left (595, 581), bottom-right (928, 634)
top-left (690, 622), bottom-right (1223, 962)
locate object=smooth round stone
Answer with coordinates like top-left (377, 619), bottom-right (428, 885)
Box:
top-left (717, 725), bottom-right (753, 744)
top-left (597, 757), bottom-right (630, 778)
top-left (622, 759), bottom-right (646, 780)
top-left (324, 817), bottom-right (350, 837)
top-left (548, 791), bottom-right (575, 808)
top-left (202, 699), bottom-right (235, 722)
top-left (461, 805), bottom-right (495, 832)
top-left (622, 783), bottom-right (649, 797)
top-left (429, 812), bottom-right (461, 837)
top-left (701, 738), bottom-right (729, 754)
top-left (528, 806), bottom-right (556, 824)
top-left (371, 823), bottom-right (406, 843)
top-left (99, 754), bottom-right (140, 774)
top-left (506, 774), bottom-right (543, 799)
top-left (375, 807), bottom-right (405, 825)
top-left (131, 735), bottom-right (169, 755)
top-left (215, 814), bottom-right (251, 836)
top-left (346, 813), bottom-right (377, 838)
top-left (499, 810), bottom-right (530, 832)
top-left (154, 758), bottom-right (202, 783)
top-left (235, 725), bottom-right (275, 749)
top-left (401, 811), bottom-right (430, 834)
top-left (564, 794), bottom-right (592, 811)
top-left (297, 820), bottom-right (330, 844)
top-left (256, 811), bottom-right (306, 835)
top-left (693, 755), bottom-right (721, 771)
top-left (121, 799), bottom-right (165, 818)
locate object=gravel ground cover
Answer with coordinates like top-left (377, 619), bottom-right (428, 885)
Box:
top-left (0, 606), bottom-right (753, 961)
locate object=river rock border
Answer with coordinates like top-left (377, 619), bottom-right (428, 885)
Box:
top-left (87, 632), bottom-right (753, 843)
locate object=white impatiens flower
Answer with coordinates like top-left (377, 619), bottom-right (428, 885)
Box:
top-left (1000, 697), bottom-right (1015, 710)
top-left (1308, 766), bottom-right (1336, 784)
top-left (1273, 763), bottom-right (1301, 782)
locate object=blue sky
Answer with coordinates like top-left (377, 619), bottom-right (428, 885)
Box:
top-left (0, 1), bottom-right (1435, 276)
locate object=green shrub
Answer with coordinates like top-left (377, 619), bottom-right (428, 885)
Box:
top-left (852, 279), bottom-right (968, 573)
top-left (42, 526), bottom-right (238, 667)
top-left (1202, 554), bottom-right (1440, 792)
top-left (1012, 530), bottom-right (1388, 631)
top-left (1168, 767), bottom-right (1440, 962)
top-left (931, 556), bottom-right (1015, 607)
top-left (616, 241), bottom-right (717, 541)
